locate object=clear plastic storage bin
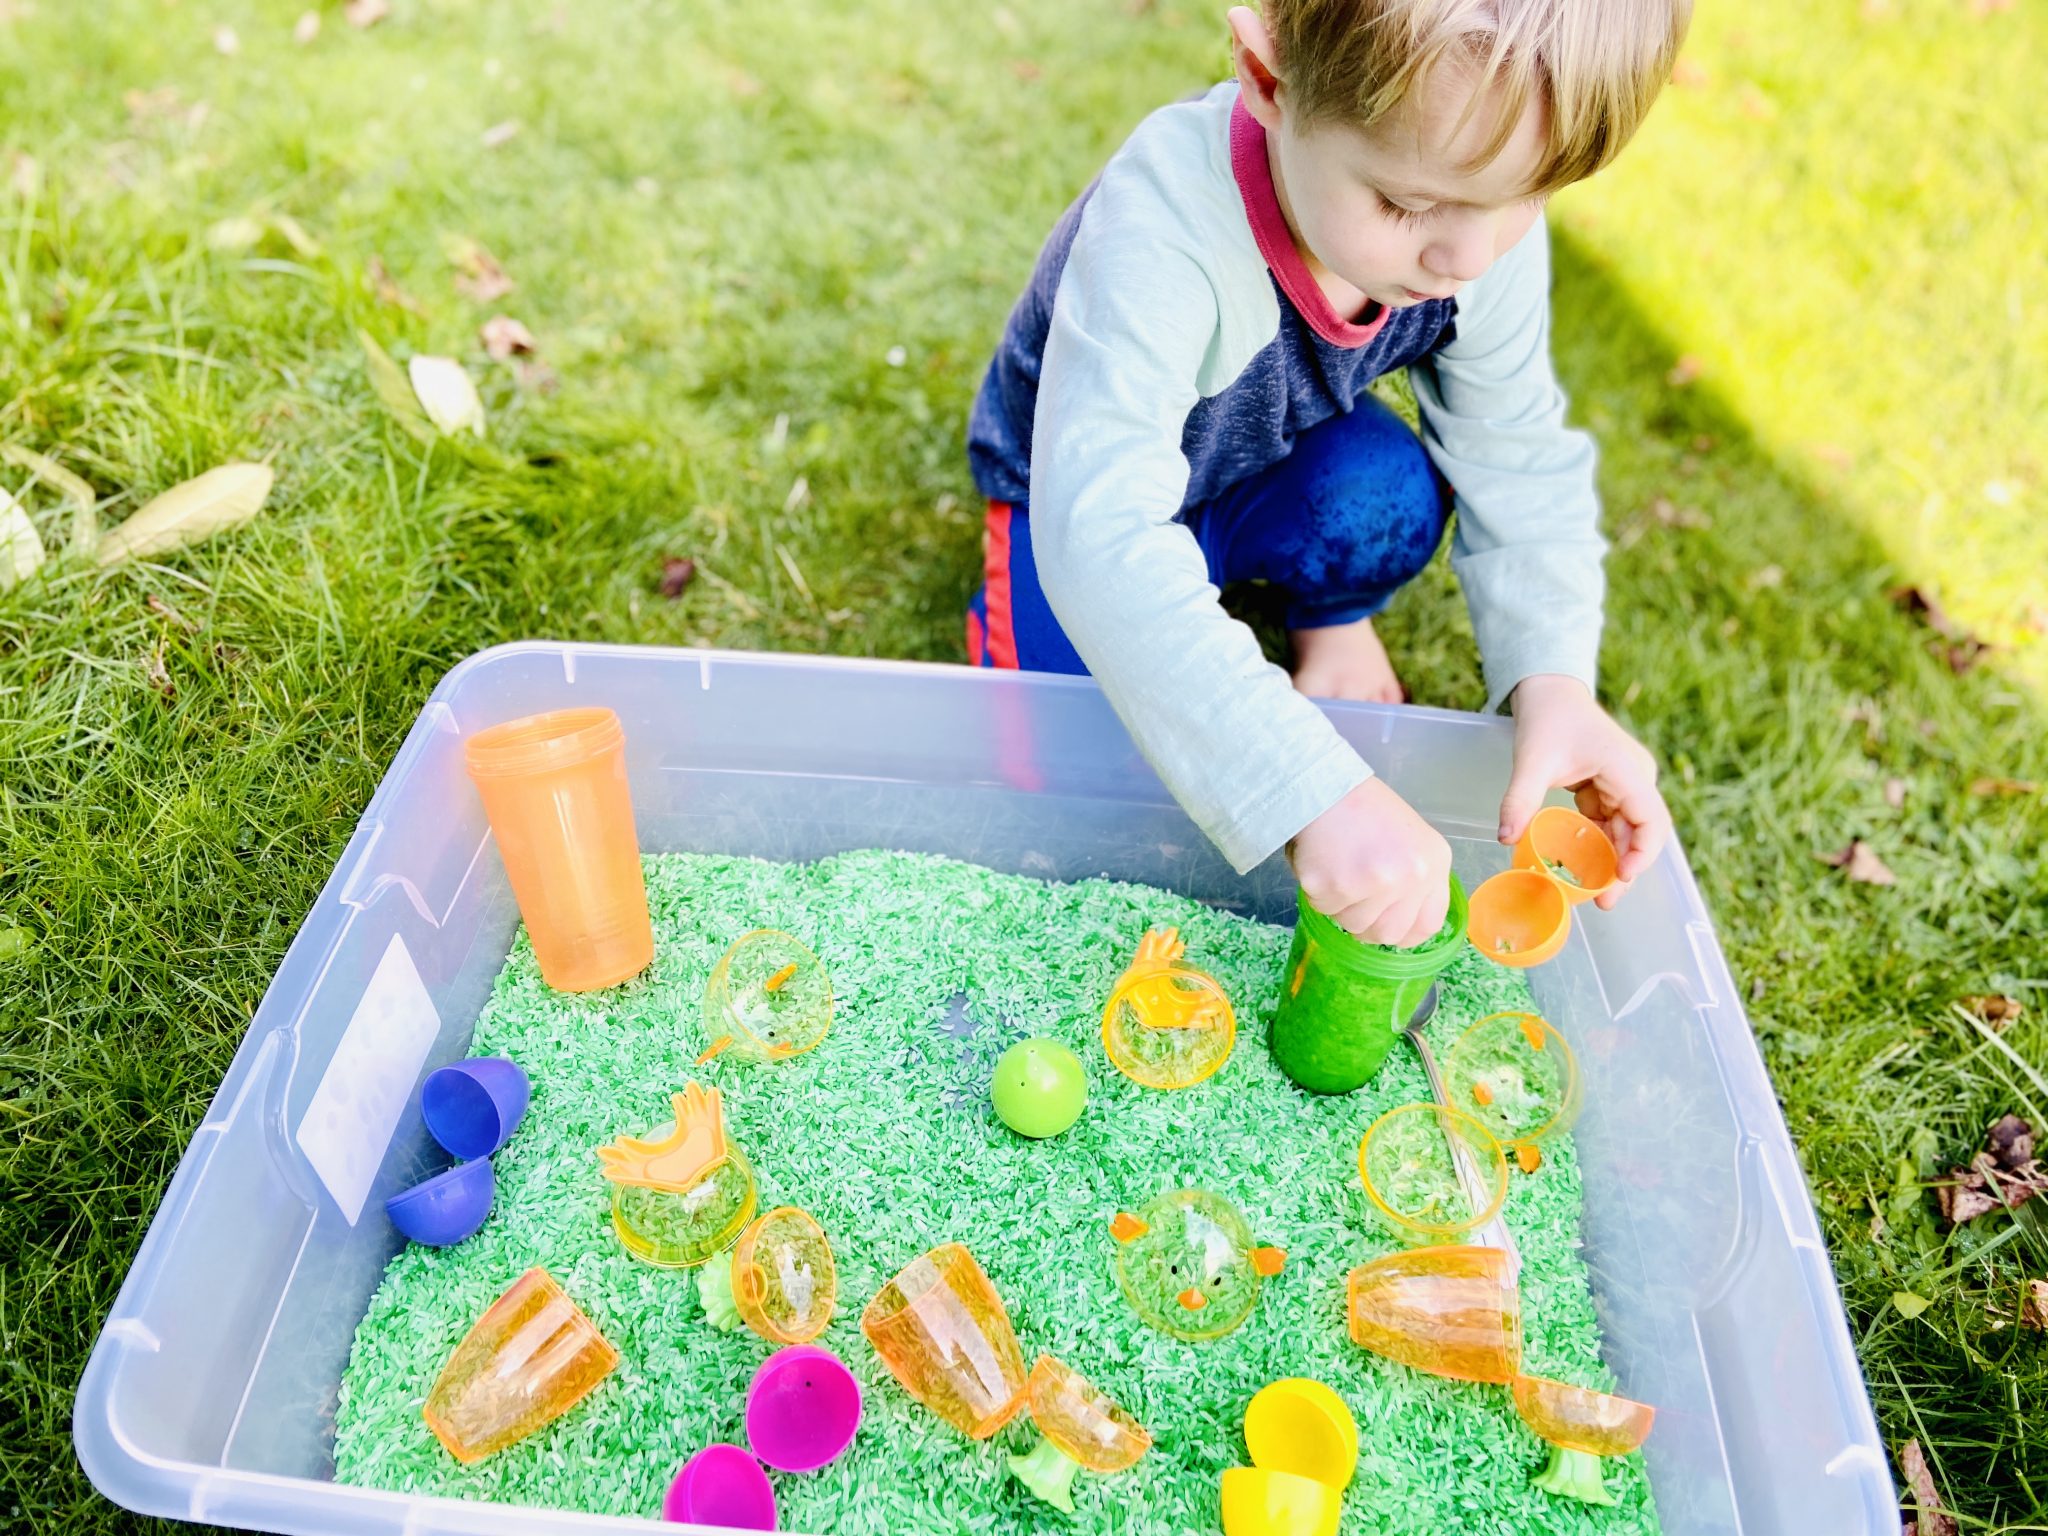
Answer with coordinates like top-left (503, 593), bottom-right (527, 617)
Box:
top-left (75, 643), bottom-right (1894, 1535)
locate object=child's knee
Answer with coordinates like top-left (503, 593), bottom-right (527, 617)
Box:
top-left (1297, 420), bottom-right (1449, 591)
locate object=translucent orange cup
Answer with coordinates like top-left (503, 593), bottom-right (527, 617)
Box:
top-left (861, 1243), bottom-right (1027, 1440)
top-left (1346, 1245), bottom-right (1522, 1384)
top-left (423, 1268), bottom-right (619, 1463)
top-left (1512, 1374), bottom-right (1656, 1455)
top-left (465, 708), bottom-right (653, 992)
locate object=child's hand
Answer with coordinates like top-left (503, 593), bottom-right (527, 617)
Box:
top-left (1499, 675), bottom-right (1672, 911)
top-left (1289, 777), bottom-right (1455, 946)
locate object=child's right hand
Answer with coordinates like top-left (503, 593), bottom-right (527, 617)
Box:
top-left (1288, 777), bottom-right (1454, 946)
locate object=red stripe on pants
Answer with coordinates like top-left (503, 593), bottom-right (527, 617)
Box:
top-left (982, 500), bottom-right (1019, 670)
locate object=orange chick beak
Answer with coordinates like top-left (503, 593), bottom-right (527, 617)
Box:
top-left (1177, 1287), bottom-right (1208, 1311)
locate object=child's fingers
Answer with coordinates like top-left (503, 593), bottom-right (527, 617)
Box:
top-left (1400, 883), bottom-right (1451, 947)
top-left (1333, 890), bottom-right (1397, 940)
top-left (1367, 893), bottom-right (1425, 948)
top-left (1496, 754), bottom-right (1557, 844)
top-left (1593, 877), bottom-right (1632, 912)
top-left (1612, 775), bottom-right (1672, 882)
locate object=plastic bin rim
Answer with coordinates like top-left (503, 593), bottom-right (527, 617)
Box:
top-left (428, 639), bottom-right (1521, 732)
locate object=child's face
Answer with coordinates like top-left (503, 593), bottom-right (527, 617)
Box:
top-left (1257, 57), bottom-right (1550, 311)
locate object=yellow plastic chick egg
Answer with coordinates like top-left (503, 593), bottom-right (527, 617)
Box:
top-left (1110, 1189), bottom-right (1284, 1341)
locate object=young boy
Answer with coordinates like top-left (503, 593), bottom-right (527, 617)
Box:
top-left (965, 0), bottom-right (1685, 945)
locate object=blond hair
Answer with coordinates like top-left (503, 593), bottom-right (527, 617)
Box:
top-left (1264, 0), bottom-right (1690, 195)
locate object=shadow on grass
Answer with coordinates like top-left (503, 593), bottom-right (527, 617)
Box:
top-left (1475, 228), bottom-right (2045, 1531)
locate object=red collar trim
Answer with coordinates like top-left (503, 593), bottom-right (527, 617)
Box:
top-left (1230, 96), bottom-right (1392, 349)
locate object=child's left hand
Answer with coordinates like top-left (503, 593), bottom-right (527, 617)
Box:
top-left (1498, 675), bottom-right (1672, 911)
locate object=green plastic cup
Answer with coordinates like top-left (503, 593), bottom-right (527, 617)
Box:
top-left (1269, 875), bottom-right (1469, 1094)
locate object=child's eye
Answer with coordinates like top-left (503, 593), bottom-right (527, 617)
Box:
top-left (1375, 193), bottom-right (1434, 226)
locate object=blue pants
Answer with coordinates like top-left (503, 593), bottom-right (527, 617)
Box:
top-left (967, 393), bottom-right (1449, 672)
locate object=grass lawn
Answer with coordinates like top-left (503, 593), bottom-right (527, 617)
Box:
top-left (2, 0), bottom-right (2043, 1532)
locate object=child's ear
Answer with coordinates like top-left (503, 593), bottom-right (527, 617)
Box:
top-left (1226, 6), bottom-right (1286, 129)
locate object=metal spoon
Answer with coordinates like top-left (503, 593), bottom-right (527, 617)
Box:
top-left (1402, 982), bottom-right (1521, 1283)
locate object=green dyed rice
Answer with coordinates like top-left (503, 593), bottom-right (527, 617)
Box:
top-left (331, 850), bottom-right (1662, 1536)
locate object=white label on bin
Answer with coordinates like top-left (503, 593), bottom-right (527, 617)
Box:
top-left (296, 935), bottom-right (441, 1225)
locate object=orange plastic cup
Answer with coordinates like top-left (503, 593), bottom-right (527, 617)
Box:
top-left (1511, 807), bottom-right (1620, 906)
top-left (423, 1268), bottom-right (620, 1464)
top-left (1346, 1245), bottom-right (1522, 1384)
top-left (1026, 1355), bottom-right (1150, 1474)
top-left (861, 1243), bottom-right (1027, 1440)
top-left (465, 708), bottom-right (653, 992)
top-left (1466, 869), bottom-right (1570, 968)
top-left (1511, 1374), bottom-right (1656, 1456)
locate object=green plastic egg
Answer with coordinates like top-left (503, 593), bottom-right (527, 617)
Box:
top-left (991, 1038), bottom-right (1088, 1139)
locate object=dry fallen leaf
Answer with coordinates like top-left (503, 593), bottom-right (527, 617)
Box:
top-left (124, 86), bottom-right (183, 122)
top-left (408, 355), bottom-right (487, 437)
top-left (1969, 777), bottom-right (2039, 797)
top-left (447, 237), bottom-right (515, 303)
top-left (1650, 496), bottom-right (1711, 529)
top-left (481, 119), bottom-right (520, 150)
top-left (0, 483), bottom-right (46, 589)
top-left (95, 462), bottom-right (275, 565)
top-left (344, 0), bottom-right (390, 27)
top-left (479, 315), bottom-right (537, 360)
top-left (1747, 564), bottom-right (1785, 591)
top-left (268, 212), bottom-right (322, 259)
top-left (1899, 1440), bottom-right (1957, 1536)
top-left (1987, 1115), bottom-right (2035, 1170)
top-left (1819, 839), bottom-right (1896, 885)
top-left (209, 212), bottom-right (322, 260)
top-left (1937, 1112), bottom-right (2048, 1226)
top-left (366, 255), bottom-right (425, 314)
top-left (8, 150), bottom-right (41, 201)
top-left (146, 592), bottom-right (199, 631)
top-left (143, 638), bottom-right (174, 698)
top-left (1888, 584), bottom-right (1965, 640)
top-left (294, 9), bottom-right (320, 44)
top-left (1944, 639), bottom-right (1991, 675)
top-left (359, 331), bottom-right (436, 443)
top-left (660, 556), bottom-right (696, 599)
top-left (1959, 995), bottom-right (2024, 1030)
top-left (2021, 1280), bottom-right (2048, 1332)
top-left (1, 445), bottom-right (97, 550)
top-left (1665, 354), bottom-right (1705, 387)
top-left (1884, 777), bottom-right (1907, 809)
top-left (206, 216), bottom-right (266, 253)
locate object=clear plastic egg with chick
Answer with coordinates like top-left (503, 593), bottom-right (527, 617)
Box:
top-left (1110, 1189), bottom-right (1285, 1341)
top-left (699, 930), bottom-right (833, 1065)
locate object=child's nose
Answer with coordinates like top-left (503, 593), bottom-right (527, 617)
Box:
top-left (1422, 220), bottom-right (1495, 286)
